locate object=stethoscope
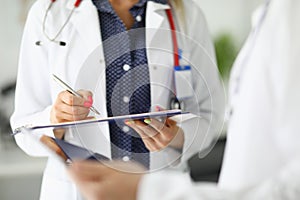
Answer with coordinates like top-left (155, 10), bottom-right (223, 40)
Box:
top-left (36, 0), bottom-right (185, 109)
top-left (35, 0), bottom-right (82, 46)
top-left (165, 8), bottom-right (185, 110)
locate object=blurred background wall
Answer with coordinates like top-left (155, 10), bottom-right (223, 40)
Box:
top-left (0, 0), bottom-right (263, 199)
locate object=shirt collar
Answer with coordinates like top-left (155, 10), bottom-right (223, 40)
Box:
top-left (92, 0), bottom-right (168, 12)
top-left (134, 0), bottom-right (168, 8)
top-left (92, 0), bottom-right (113, 13)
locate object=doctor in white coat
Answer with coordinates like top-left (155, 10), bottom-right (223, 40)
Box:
top-left (68, 0), bottom-right (300, 199)
top-left (11, 0), bottom-right (224, 199)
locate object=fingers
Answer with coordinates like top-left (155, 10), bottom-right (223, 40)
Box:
top-left (51, 105), bottom-right (90, 122)
top-left (125, 120), bottom-right (169, 151)
top-left (55, 101), bottom-right (90, 116)
top-left (155, 105), bottom-right (165, 112)
top-left (53, 128), bottom-right (66, 139)
top-left (143, 139), bottom-right (162, 151)
top-left (40, 135), bottom-right (68, 161)
top-left (124, 122), bottom-right (160, 151)
top-left (60, 90), bottom-right (93, 107)
top-left (77, 90), bottom-right (93, 105)
top-left (144, 118), bottom-right (168, 133)
top-left (60, 112), bottom-right (91, 121)
top-left (144, 118), bottom-right (179, 142)
top-left (134, 120), bottom-right (162, 138)
top-left (126, 120), bottom-right (158, 141)
top-left (51, 90), bottom-right (93, 123)
top-left (122, 106), bottom-right (181, 151)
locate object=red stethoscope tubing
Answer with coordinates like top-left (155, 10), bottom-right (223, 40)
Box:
top-left (50, 0), bottom-right (82, 7)
top-left (166, 9), bottom-right (180, 67)
top-left (166, 9), bottom-right (180, 97)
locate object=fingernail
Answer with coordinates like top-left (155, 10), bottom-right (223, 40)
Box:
top-left (155, 106), bottom-right (161, 111)
top-left (84, 101), bottom-right (92, 108)
top-left (88, 96), bottom-right (93, 103)
top-left (144, 119), bottom-right (151, 124)
top-left (125, 120), bottom-right (135, 125)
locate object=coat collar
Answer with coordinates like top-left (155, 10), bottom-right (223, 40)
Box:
top-left (66, 0), bottom-right (169, 11)
top-left (146, 1), bottom-right (171, 46)
top-left (66, 0), bottom-right (102, 55)
top-left (65, 0), bottom-right (170, 55)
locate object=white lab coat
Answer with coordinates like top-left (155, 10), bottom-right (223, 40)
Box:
top-left (138, 0), bottom-right (300, 199)
top-left (10, 0), bottom-right (224, 199)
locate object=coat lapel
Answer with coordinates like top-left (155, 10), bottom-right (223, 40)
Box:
top-left (146, 2), bottom-right (170, 46)
top-left (66, 0), bottom-right (108, 119)
top-left (146, 2), bottom-right (174, 110)
top-left (66, 0), bottom-right (102, 55)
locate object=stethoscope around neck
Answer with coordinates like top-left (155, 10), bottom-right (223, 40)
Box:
top-left (165, 9), bottom-right (185, 110)
top-left (35, 0), bottom-right (82, 46)
top-left (36, 0), bottom-right (185, 109)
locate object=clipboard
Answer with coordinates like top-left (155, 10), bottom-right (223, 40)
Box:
top-left (13, 109), bottom-right (191, 135)
top-left (40, 135), bottom-right (110, 162)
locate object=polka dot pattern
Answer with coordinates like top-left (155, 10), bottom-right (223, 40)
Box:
top-left (92, 0), bottom-right (167, 168)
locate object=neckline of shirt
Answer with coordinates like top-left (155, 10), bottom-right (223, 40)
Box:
top-left (92, 0), bottom-right (168, 14)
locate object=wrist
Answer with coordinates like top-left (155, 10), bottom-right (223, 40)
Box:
top-left (169, 128), bottom-right (184, 150)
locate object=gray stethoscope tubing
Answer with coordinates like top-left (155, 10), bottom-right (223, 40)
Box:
top-left (36, 0), bottom-right (81, 46)
top-left (42, 3), bottom-right (75, 45)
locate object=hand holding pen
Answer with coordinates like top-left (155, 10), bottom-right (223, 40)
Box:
top-left (50, 74), bottom-right (100, 130)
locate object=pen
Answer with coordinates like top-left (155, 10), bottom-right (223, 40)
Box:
top-left (52, 74), bottom-right (101, 115)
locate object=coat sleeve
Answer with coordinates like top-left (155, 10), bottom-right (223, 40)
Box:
top-left (138, 1), bottom-right (300, 199)
top-left (10, 0), bottom-right (55, 157)
top-left (138, 158), bottom-right (300, 200)
top-left (168, 0), bottom-right (226, 170)
top-left (270, 0), bottom-right (300, 163)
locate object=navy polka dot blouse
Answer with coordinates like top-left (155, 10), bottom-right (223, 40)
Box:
top-left (92, 0), bottom-right (167, 168)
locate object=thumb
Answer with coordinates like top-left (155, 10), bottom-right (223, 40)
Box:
top-left (154, 106), bottom-right (177, 126)
top-left (155, 106), bottom-right (166, 112)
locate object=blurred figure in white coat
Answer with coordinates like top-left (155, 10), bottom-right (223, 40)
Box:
top-left (68, 0), bottom-right (300, 199)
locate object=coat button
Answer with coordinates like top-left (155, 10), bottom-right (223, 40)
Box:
top-left (123, 64), bottom-right (131, 71)
top-left (123, 96), bottom-right (130, 103)
top-left (122, 156), bottom-right (130, 162)
top-left (122, 126), bottom-right (130, 133)
top-left (136, 15), bottom-right (142, 22)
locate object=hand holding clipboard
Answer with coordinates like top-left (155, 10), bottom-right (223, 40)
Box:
top-left (40, 135), bottom-right (109, 163)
